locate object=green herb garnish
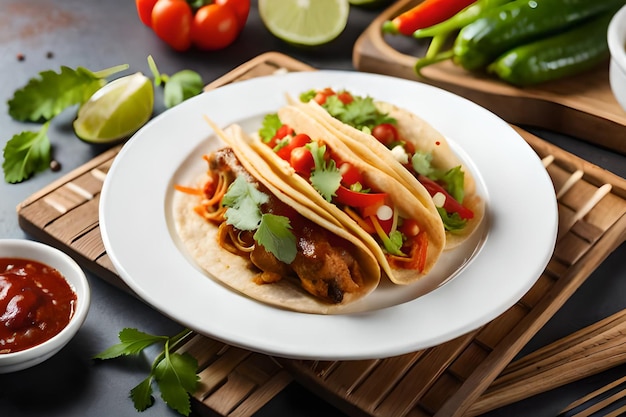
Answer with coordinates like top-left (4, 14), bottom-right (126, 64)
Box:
top-left (306, 141), bottom-right (342, 202)
top-left (222, 176), bottom-right (297, 264)
top-left (93, 328), bottom-right (198, 416)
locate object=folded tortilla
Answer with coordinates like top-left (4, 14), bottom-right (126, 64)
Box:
top-left (173, 126), bottom-right (380, 314)
top-left (227, 112), bottom-right (446, 286)
top-left (294, 97), bottom-right (484, 249)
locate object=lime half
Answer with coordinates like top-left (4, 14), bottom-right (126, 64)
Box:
top-left (74, 72), bottom-right (154, 143)
top-left (259, 0), bottom-right (350, 46)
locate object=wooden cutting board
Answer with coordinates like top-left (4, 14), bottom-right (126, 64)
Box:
top-left (353, 0), bottom-right (626, 155)
top-left (16, 52), bottom-right (626, 417)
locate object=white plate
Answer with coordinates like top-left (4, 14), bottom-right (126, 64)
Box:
top-left (100, 71), bottom-right (557, 360)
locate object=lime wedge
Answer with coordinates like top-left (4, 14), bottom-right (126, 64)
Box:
top-left (73, 72), bottom-right (154, 143)
top-left (259, 0), bottom-right (350, 46)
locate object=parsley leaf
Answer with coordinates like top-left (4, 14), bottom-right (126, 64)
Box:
top-left (93, 328), bottom-right (166, 359)
top-left (255, 214), bottom-right (297, 264)
top-left (222, 176), bottom-right (296, 264)
top-left (8, 66), bottom-right (112, 122)
top-left (320, 93), bottom-right (396, 131)
top-left (94, 328), bottom-right (199, 416)
top-left (259, 113), bottom-right (283, 143)
top-left (148, 55), bottom-right (203, 108)
top-left (223, 176), bottom-right (268, 230)
top-left (437, 166), bottom-right (465, 204)
top-left (3, 123), bottom-right (51, 183)
top-left (154, 346), bottom-right (199, 416)
top-left (438, 208), bottom-right (468, 232)
top-left (307, 141), bottom-right (341, 202)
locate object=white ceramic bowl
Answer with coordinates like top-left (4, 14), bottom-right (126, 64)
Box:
top-left (0, 239), bottom-right (90, 373)
top-left (608, 5), bottom-right (626, 112)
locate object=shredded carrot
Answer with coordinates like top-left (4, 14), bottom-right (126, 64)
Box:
top-left (389, 232), bottom-right (429, 272)
top-left (343, 207), bottom-right (376, 234)
top-left (174, 184), bottom-right (203, 195)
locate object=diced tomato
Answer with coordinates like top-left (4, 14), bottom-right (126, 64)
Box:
top-left (276, 133), bottom-right (310, 160)
top-left (418, 175), bottom-right (474, 219)
top-left (290, 146), bottom-right (315, 176)
top-left (399, 218), bottom-right (420, 237)
top-left (371, 123), bottom-right (399, 146)
top-left (335, 186), bottom-right (387, 208)
top-left (338, 162), bottom-right (363, 187)
top-left (313, 87), bottom-right (336, 105)
top-left (337, 91), bottom-right (354, 104)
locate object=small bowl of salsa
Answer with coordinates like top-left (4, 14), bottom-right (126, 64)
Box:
top-left (0, 239), bottom-right (90, 373)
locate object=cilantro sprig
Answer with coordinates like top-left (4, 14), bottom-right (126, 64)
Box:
top-left (94, 328), bottom-right (199, 416)
top-left (307, 141), bottom-right (342, 202)
top-left (3, 57), bottom-right (204, 184)
top-left (223, 176), bottom-right (297, 264)
top-left (300, 89), bottom-right (396, 132)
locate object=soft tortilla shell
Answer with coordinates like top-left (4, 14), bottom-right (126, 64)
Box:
top-left (298, 98), bottom-right (484, 249)
top-left (173, 147), bottom-right (380, 314)
top-left (233, 110), bottom-right (446, 285)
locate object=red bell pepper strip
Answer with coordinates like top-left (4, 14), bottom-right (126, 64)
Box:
top-left (383, 0), bottom-right (478, 36)
top-left (334, 186), bottom-right (387, 208)
top-left (418, 175), bottom-right (474, 220)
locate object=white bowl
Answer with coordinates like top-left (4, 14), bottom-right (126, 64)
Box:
top-left (0, 239), bottom-right (90, 373)
top-left (608, 5), bottom-right (626, 112)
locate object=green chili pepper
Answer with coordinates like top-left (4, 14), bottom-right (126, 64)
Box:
top-left (413, 0), bottom-right (512, 39)
top-left (487, 11), bottom-right (614, 86)
top-left (453, 0), bottom-right (625, 71)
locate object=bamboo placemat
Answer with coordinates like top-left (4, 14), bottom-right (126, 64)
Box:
top-left (16, 52), bottom-right (626, 417)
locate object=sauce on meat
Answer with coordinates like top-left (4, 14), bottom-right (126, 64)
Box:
top-left (0, 258), bottom-right (77, 354)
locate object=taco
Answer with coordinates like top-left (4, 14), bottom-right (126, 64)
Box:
top-left (232, 107), bottom-right (446, 286)
top-left (291, 88), bottom-right (484, 249)
top-left (173, 125), bottom-right (380, 314)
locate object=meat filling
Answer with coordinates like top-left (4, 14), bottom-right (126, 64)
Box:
top-left (206, 148), bottom-right (365, 304)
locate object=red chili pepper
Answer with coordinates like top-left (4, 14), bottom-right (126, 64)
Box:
top-left (383, 0), bottom-right (477, 36)
top-left (418, 175), bottom-right (474, 220)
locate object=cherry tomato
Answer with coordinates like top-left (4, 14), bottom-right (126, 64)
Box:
top-left (215, 0), bottom-right (250, 28)
top-left (151, 0), bottom-right (192, 51)
top-left (371, 123), bottom-right (399, 146)
top-left (337, 91), bottom-right (354, 105)
top-left (135, 0), bottom-right (159, 27)
top-left (338, 162), bottom-right (362, 187)
top-left (313, 88), bottom-right (336, 105)
top-left (290, 146), bottom-right (315, 176)
top-left (191, 4), bottom-right (240, 51)
top-left (276, 133), bottom-right (311, 160)
top-left (399, 218), bottom-right (420, 237)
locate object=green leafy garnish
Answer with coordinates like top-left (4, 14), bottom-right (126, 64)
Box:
top-left (412, 152), bottom-right (466, 204)
top-left (438, 208), bottom-right (467, 232)
top-left (301, 91), bottom-right (396, 131)
top-left (258, 113), bottom-right (283, 143)
top-left (2, 123), bottom-right (51, 183)
top-left (147, 55), bottom-right (204, 108)
top-left (307, 141), bottom-right (342, 202)
top-left (94, 328), bottom-right (199, 416)
top-left (222, 176), bottom-right (296, 264)
top-left (8, 65), bottom-right (127, 122)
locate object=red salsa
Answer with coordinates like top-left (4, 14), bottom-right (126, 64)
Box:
top-left (0, 258), bottom-right (77, 354)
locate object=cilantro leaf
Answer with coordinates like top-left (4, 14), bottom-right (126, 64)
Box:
top-left (437, 166), bottom-right (465, 204)
top-left (163, 70), bottom-right (204, 108)
top-left (3, 123), bottom-right (51, 183)
top-left (321, 93), bottom-right (395, 131)
top-left (222, 176), bottom-right (268, 230)
top-left (8, 66), bottom-right (107, 122)
top-left (259, 113), bottom-right (282, 143)
top-left (93, 328), bottom-right (167, 359)
top-left (154, 350), bottom-right (199, 416)
top-left (307, 141), bottom-right (341, 202)
top-left (94, 328), bottom-right (198, 416)
top-left (130, 376), bottom-right (155, 411)
top-left (438, 208), bottom-right (468, 232)
top-left (255, 213), bottom-right (297, 264)
top-left (222, 176), bottom-right (297, 264)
